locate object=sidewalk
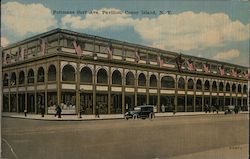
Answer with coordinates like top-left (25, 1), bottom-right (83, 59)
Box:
top-left (2, 111), bottom-right (249, 121)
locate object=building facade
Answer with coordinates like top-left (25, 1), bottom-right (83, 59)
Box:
top-left (1, 29), bottom-right (249, 115)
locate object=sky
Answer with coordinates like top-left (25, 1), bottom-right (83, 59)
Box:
top-left (1, 0), bottom-right (249, 67)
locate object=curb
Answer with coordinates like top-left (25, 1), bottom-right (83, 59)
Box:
top-left (2, 112), bottom-right (248, 121)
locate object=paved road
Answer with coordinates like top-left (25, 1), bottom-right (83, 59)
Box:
top-left (1, 114), bottom-right (249, 159)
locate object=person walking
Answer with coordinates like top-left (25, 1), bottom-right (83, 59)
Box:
top-left (95, 104), bottom-right (100, 118)
top-left (161, 104), bottom-right (165, 113)
top-left (55, 104), bottom-right (62, 118)
top-left (40, 105), bottom-right (45, 117)
top-left (172, 105), bottom-right (176, 115)
top-left (24, 109), bottom-right (27, 117)
top-left (79, 106), bottom-right (84, 118)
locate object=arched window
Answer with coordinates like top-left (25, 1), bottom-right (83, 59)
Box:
top-left (188, 79), bottom-right (194, 90)
top-left (238, 84), bottom-right (242, 93)
top-left (112, 70), bottom-right (122, 85)
top-left (138, 73), bottom-right (146, 86)
top-left (178, 77), bottom-right (185, 89)
top-left (232, 84), bottom-right (236, 92)
top-left (161, 76), bottom-right (175, 88)
top-left (3, 74), bottom-right (8, 86)
top-left (10, 72), bottom-right (16, 86)
top-left (226, 83), bottom-right (230, 92)
top-left (27, 69), bottom-right (34, 83)
top-left (212, 81), bottom-right (217, 91)
top-left (48, 65), bottom-right (56, 81)
top-left (37, 67), bottom-right (45, 82)
top-left (150, 74), bottom-right (157, 87)
top-left (243, 85), bottom-right (247, 93)
top-left (219, 82), bottom-right (224, 91)
top-left (62, 65), bottom-right (75, 81)
top-left (80, 67), bottom-right (92, 83)
top-left (126, 72), bottom-right (134, 85)
top-left (205, 80), bottom-right (210, 91)
top-left (97, 68), bottom-right (108, 84)
top-left (196, 79), bottom-right (202, 90)
top-left (19, 71), bottom-right (25, 85)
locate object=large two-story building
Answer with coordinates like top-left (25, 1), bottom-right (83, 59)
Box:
top-left (1, 29), bottom-right (249, 115)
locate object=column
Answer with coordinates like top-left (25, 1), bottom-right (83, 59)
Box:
top-left (45, 64), bottom-right (48, 114)
top-left (76, 61), bottom-right (80, 117)
top-left (108, 66), bottom-right (111, 114)
top-left (157, 72), bottom-right (160, 112)
top-left (194, 78), bottom-right (196, 112)
top-left (122, 68), bottom-right (125, 114)
top-left (135, 70), bottom-right (138, 106)
top-left (174, 74), bottom-right (178, 112)
top-left (57, 60), bottom-right (61, 107)
top-left (16, 70), bottom-right (19, 113)
top-left (185, 77), bottom-right (187, 112)
top-left (201, 78), bottom-right (204, 112)
top-left (93, 65), bottom-right (96, 115)
top-left (34, 67), bottom-right (37, 114)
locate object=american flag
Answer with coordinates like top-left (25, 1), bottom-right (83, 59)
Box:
top-left (6, 54), bottom-right (11, 64)
top-left (157, 55), bottom-right (164, 67)
top-left (203, 63), bottom-right (209, 73)
top-left (135, 49), bottom-right (140, 63)
top-left (175, 54), bottom-right (184, 72)
top-left (218, 65), bottom-right (224, 76)
top-left (107, 44), bottom-right (113, 60)
top-left (187, 59), bottom-right (195, 71)
top-left (243, 71), bottom-right (250, 80)
top-left (40, 38), bottom-right (48, 55)
top-left (72, 40), bottom-right (82, 56)
top-left (231, 68), bottom-right (237, 77)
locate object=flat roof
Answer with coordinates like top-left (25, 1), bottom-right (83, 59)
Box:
top-left (2, 28), bottom-right (249, 69)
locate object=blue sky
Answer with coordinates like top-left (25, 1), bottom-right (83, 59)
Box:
top-left (1, 0), bottom-right (249, 67)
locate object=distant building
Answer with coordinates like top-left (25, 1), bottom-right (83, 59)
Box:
top-left (1, 29), bottom-right (249, 115)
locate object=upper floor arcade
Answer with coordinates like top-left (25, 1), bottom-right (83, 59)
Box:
top-left (2, 28), bottom-right (249, 81)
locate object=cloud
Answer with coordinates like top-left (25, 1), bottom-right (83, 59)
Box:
top-left (213, 49), bottom-right (240, 60)
top-left (1, 37), bottom-right (10, 47)
top-left (2, 2), bottom-right (57, 36)
top-left (61, 9), bottom-right (249, 52)
top-left (136, 12), bottom-right (249, 51)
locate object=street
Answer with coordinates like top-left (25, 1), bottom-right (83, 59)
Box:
top-left (1, 114), bottom-right (249, 159)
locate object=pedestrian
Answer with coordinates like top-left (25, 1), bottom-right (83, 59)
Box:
top-left (161, 104), bottom-right (165, 113)
top-left (95, 104), bottom-right (100, 118)
top-left (40, 106), bottom-right (45, 117)
top-left (205, 104), bottom-right (208, 113)
top-left (80, 106), bottom-right (84, 118)
top-left (125, 104), bottom-right (129, 112)
top-left (24, 109), bottom-right (27, 117)
top-left (172, 106), bottom-right (176, 115)
top-left (55, 104), bottom-right (62, 118)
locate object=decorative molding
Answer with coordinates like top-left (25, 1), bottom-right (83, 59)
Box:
top-left (160, 90), bottom-right (175, 94)
top-left (125, 87), bottom-right (134, 92)
top-left (62, 84), bottom-right (76, 90)
top-left (80, 85), bottom-right (93, 91)
top-left (149, 89), bottom-right (157, 94)
top-left (47, 84), bottom-right (57, 90)
top-left (111, 86), bottom-right (122, 92)
top-left (138, 88), bottom-right (146, 93)
top-left (96, 86), bottom-right (108, 91)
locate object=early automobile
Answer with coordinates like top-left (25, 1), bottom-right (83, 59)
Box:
top-left (224, 105), bottom-right (235, 114)
top-left (124, 105), bottom-right (155, 120)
